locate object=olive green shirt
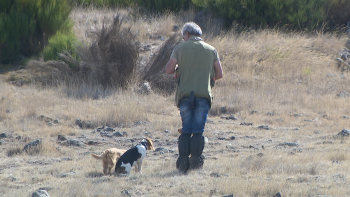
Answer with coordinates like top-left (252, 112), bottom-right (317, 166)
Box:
top-left (170, 36), bottom-right (220, 107)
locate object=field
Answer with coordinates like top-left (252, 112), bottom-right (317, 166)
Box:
top-left (1, 7), bottom-right (350, 197)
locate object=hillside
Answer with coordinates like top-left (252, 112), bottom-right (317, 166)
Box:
top-left (1, 7), bottom-right (350, 197)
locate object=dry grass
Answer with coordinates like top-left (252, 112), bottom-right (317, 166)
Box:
top-left (1, 7), bottom-right (350, 197)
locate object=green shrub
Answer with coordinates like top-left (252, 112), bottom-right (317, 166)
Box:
top-left (135, 0), bottom-right (193, 12)
top-left (0, 0), bottom-right (73, 64)
top-left (192, 0), bottom-right (329, 30)
top-left (73, 0), bottom-right (134, 7)
top-left (327, 0), bottom-right (350, 29)
top-left (43, 27), bottom-right (78, 61)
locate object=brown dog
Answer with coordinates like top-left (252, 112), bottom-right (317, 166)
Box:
top-left (92, 148), bottom-right (127, 175)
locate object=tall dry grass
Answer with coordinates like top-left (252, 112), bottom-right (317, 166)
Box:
top-left (1, 7), bottom-right (350, 197)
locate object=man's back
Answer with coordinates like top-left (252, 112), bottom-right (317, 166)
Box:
top-left (174, 37), bottom-right (218, 106)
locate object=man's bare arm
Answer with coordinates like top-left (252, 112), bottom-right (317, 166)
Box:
top-left (165, 58), bottom-right (178, 74)
top-left (214, 61), bottom-right (223, 80)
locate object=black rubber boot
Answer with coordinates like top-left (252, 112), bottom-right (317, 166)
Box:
top-left (176, 133), bottom-right (191, 173)
top-left (189, 133), bottom-right (205, 170)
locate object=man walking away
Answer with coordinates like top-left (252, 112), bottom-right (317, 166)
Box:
top-left (165, 22), bottom-right (223, 173)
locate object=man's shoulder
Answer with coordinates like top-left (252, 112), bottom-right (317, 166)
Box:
top-left (199, 41), bottom-right (216, 51)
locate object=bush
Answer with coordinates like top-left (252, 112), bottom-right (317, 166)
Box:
top-left (0, 0), bottom-right (73, 64)
top-left (73, 0), bottom-right (134, 7)
top-left (43, 27), bottom-right (78, 61)
top-left (135, 0), bottom-right (193, 12)
top-left (327, 0), bottom-right (350, 29)
top-left (59, 15), bottom-right (139, 90)
top-left (192, 0), bottom-right (330, 30)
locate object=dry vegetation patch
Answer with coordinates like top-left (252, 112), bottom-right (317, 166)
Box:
top-left (1, 7), bottom-right (350, 197)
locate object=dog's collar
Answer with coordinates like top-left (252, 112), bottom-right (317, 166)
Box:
top-left (139, 139), bottom-right (148, 150)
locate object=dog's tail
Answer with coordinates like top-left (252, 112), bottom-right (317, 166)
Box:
top-left (91, 154), bottom-right (103, 160)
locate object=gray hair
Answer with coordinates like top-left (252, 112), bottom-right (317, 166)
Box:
top-left (182, 22), bottom-right (202, 36)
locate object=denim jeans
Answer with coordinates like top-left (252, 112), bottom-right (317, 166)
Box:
top-left (179, 97), bottom-right (210, 134)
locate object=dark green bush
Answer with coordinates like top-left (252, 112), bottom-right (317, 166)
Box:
top-left (73, 0), bottom-right (134, 7)
top-left (192, 0), bottom-right (330, 30)
top-left (0, 0), bottom-right (73, 64)
top-left (327, 0), bottom-right (350, 29)
top-left (135, 0), bottom-right (193, 12)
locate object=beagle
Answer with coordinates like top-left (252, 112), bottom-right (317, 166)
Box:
top-left (115, 138), bottom-right (154, 176)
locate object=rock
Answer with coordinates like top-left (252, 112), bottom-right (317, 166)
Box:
top-left (277, 142), bottom-right (299, 147)
top-left (23, 140), bottom-right (42, 152)
top-left (226, 115), bottom-right (237, 120)
top-left (31, 190), bottom-right (50, 197)
top-left (0, 133), bottom-right (7, 138)
top-left (59, 172), bottom-right (75, 178)
top-left (113, 131), bottom-right (124, 137)
top-left (154, 147), bottom-right (169, 153)
top-left (104, 127), bottom-right (115, 132)
top-left (274, 192), bottom-right (282, 197)
top-left (337, 129), bottom-right (350, 137)
top-left (137, 81), bottom-right (152, 95)
top-left (210, 172), bottom-right (221, 177)
top-left (64, 139), bottom-right (85, 147)
top-left (8, 176), bottom-right (18, 181)
top-left (75, 119), bottom-right (94, 129)
top-left (100, 132), bottom-right (113, 137)
top-left (266, 112), bottom-right (275, 116)
top-left (337, 92), bottom-right (350, 97)
top-left (220, 107), bottom-right (227, 113)
top-left (257, 125), bottom-right (269, 130)
top-left (121, 190), bottom-right (131, 196)
top-left (38, 187), bottom-right (53, 191)
top-left (250, 110), bottom-right (258, 114)
top-left (88, 141), bottom-right (98, 145)
top-left (57, 135), bottom-right (67, 141)
top-left (240, 122), bottom-right (253, 126)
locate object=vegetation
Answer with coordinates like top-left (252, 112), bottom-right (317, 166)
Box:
top-left (43, 24), bottom-right (78, 61)
top-left (0, 0), bottom-right (73, 64)
top-left (192, 0), bottom-right (335, 30)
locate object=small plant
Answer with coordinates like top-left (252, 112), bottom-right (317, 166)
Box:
top-left (7, 147), bottom-right (22, 157)
top-left (43, 29), bottom-right (78, 61)
top-left (8, 75), bottom-right (17, 81)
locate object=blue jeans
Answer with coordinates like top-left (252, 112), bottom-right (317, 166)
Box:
top-left (179, 97), bottom-right (210, 134)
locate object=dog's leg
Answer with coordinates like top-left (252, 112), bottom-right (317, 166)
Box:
top-left (102, 162), bottom-right (108, 175)
top-left (107, 165), bottom-right (112, 175)
top-left (137, 161), bottom-right (142, 174)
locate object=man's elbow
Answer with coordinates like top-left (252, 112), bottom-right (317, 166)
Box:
top-left (215, 74), bottom-right (223, 80)
top-left (165, 68), bottom-right (175, 74)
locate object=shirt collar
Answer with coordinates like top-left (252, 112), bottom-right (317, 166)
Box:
top-left (189, 36), bottom-right (203, 41)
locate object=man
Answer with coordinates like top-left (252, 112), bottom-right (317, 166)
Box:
top-left (165, 22), bottom-right (223, 173)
